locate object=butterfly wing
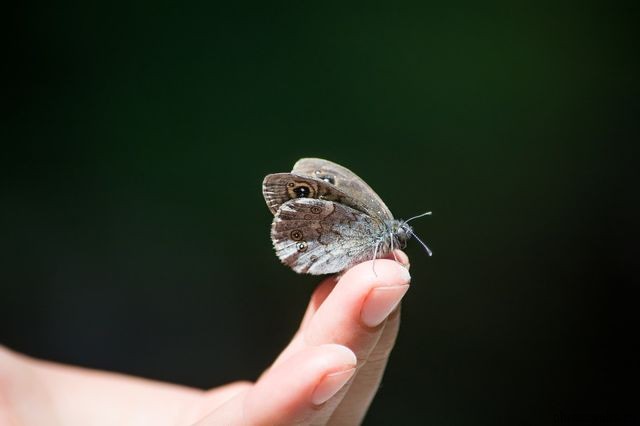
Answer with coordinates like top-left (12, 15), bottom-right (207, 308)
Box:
top-left (262, 158), bottom-right (393, 220)
top-left (292, 158), bottom-right (394, 220)
top-left (262, 173), bottom-right (362, 215)
top-left (271, 198), bottom-right (387, 274)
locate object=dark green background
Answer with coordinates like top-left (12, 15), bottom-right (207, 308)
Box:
top-left (3, 2), bottom-right (638, 424)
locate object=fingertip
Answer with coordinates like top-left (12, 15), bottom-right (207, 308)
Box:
top-left (340, 258), bottom-right (411, 288)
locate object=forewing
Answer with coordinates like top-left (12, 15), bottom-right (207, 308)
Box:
top-left (271, 198), bottom-right (385, 274)
top-left (262, 172), bottom-right (373, 217)
top-left (292, 158), bottom-right (393, 220)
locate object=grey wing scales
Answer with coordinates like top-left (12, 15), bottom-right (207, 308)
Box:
top-left (271, 198), bottom-right (386, 274)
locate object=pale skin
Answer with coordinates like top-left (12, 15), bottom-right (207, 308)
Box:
top-left (0, 252), bottom-right (411, 425)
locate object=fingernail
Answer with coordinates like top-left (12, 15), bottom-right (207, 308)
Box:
top-left (361, 284), bottom-right (410, 328)
top-left (311, 367), bottom-right (356, 405)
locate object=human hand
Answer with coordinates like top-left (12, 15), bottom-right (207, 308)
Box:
top-left (0, 252), bottom-right (411, 425)
top-left (197, 251), bottom-right (411, 425)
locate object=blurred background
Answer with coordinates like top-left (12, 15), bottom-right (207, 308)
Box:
top-left (2, 2), bottom-right (638, 424)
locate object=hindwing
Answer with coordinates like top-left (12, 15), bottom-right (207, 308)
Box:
top-left (271, 198), bottom-right (386, 274)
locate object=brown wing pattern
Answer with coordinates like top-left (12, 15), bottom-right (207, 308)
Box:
top-left (292, 158), bottom-right (393, 220)
top-left (262, 172), bottom-right (374, 217)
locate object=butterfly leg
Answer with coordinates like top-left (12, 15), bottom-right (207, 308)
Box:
top-left (389, 232), bottom-right (400, 263)
top-left (371, 241), bottom-right (381, 277)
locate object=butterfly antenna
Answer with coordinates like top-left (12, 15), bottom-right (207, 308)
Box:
top-left (404, 211), bottom-right (432, 223)
top-left (409, 229), bottom-right (433, 257)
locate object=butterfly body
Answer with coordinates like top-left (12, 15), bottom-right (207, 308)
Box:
top-left (263, 158), bottom-right (427, 275)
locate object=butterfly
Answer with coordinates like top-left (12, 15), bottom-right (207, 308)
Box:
top-left (262, 158), bottom-right (432, 274)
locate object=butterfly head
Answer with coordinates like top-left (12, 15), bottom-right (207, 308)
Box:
top-left (390, 221), bottom-right (413, 249)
